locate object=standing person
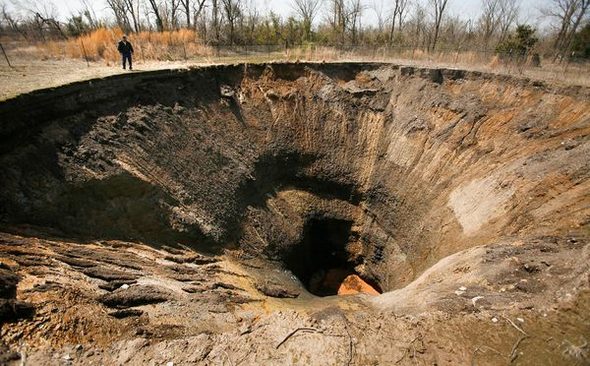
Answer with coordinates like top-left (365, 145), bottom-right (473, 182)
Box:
top-left (117, 35), bottom-right (134, 70)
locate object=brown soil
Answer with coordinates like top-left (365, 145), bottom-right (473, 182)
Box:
top-left (0, 62), bottom-right (589, 365)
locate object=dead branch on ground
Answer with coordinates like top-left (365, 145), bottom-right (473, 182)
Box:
top-left (275, 327), bottom-right (322, 349)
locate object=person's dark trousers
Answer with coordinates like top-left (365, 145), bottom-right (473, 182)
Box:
top-left (122, 53), bottom-right (132, 70)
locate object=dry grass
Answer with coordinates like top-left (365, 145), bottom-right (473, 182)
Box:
top-left (1, 34), bottom-right (588, 101)
top-left (26, 30), bottom-right (590, 87)
top-left (42, 28), bottom-right (213, 64)
top-left (285, 46), bottom-right (590, 88)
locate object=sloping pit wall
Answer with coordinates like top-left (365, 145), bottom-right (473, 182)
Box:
top-left (0, 62), bottom-right (588, 291)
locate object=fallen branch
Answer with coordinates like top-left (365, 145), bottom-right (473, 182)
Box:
top-left (394, 348), bottom-right (408, 364)
top-left (275, 327), bottom-right (321, 349)
top-left (501, 315), bottom-right (528, 336)
top-left (343, 321), bottom-right (354, 366)
top-left (510, 335), bottom-right (529, 363)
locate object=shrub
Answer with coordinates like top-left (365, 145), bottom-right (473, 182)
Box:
top-left (495, 24), bottom-right (538, 60)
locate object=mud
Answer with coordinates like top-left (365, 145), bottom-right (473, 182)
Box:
top-left (0, 62), bottom-right (589, 365)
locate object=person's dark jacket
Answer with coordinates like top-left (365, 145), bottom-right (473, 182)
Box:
top-left (117, 40), bottom-right (134, 55)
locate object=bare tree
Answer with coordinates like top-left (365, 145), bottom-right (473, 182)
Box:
top-left (328, 0), bottom-right (346, 43)
top-left (389, 0), bottom-right (408, 43)
top-left (291, 0), bottom-right (321, 41)
top-left (429, 0), bottom-right (449, 51)
top-left (496, 0), bottom-right (519, 42)
top-left (544, 0), bottom-right (590, 58)
top-left (122, 0), bottom-right (141, 32)
top-left (242, 0), bottom-right (259, 43)
top-left (479, 0), bottom-right (500, 46)
top-left (79, 0), bottom-right (99, 29)
top-left (370, 0), bottom-right (386, 34)
top-left (478, 0), bottom-right (520, 47)
top-left (105, 0), bottom-right (132, 32)
top-left (146, 0), bottom-right (165, 31)
top-left (168, 0), bottom-right (182, 29)
top-left (11, 0), bottom-right (68, 40)
top-left (179, 0), bottom-right (205, 28)
top-left (348, 0), bottom-right (364, 45)
top-left (221, 0), bottom-right (243, 44)
top-left (326, 0), bottom-right (365, 45)
top-left (408, 2), bottom-right (428, 49)
top-left (1, 4), bottom-right (28, 39)
top-left (212, 0), bottom-right (220, 41)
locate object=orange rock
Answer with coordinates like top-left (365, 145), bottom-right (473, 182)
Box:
top-left (338, 274), bottom-right (380, 296)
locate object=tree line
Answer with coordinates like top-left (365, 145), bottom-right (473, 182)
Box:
top-left (1, 0), bottom-right (589, 59)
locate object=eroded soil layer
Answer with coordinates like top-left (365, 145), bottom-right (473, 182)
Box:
top-left (0, 63), bottom-right (589, 365)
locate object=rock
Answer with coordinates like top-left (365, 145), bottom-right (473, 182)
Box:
top-left (220, 85), bottom-right (235, 98)
top-left (99, 279), bottom-right (137, 292)
top-left (471, 296), bottom-right (484, 306)
top-left (81, 267), bottom-right (138, 282)
top-left (0, 267), bottom-right (19, 298)
top-left (108, 308), bottom-right (144, 318)
top-left (99, 285), bottom-right (171, 308)
top-left (338, 275), bottom-right (380, 296)
top-left (0, 267), bottom-right (34, 322)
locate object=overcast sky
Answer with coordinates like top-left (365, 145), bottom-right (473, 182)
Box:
top-left (7, 0), bottom-right (556, 29)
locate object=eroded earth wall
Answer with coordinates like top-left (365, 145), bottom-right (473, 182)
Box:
top-left (1, 63), bottom-right (589, 291)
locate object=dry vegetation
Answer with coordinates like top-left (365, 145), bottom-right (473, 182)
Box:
top-left (26, 28), bottom-right (589, 87)
top-left (0, 38), bottom-right (588, 102)
top-left (42, 27), bottom-right (213, 64)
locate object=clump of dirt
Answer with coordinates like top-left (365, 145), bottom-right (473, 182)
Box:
top-left (0, 62), bottom-right (589, 365)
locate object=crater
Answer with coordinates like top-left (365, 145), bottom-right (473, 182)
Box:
top-left (0, 62), bottom-right (588, 301)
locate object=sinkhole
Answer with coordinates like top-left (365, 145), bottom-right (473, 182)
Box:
top-left (0, 62), bottom-right (587, 303)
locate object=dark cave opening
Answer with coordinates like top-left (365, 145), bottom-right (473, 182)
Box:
top-left (285, 218), bottom-right (381, 297)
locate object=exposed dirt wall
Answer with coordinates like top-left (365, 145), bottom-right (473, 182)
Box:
top-left (1, 62), bottom-right (589, 290)
top-left (0, 62), bottom-right (589, 365)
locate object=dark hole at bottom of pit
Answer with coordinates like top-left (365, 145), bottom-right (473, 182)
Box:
top-left (284, 218), bottom-right (382, 297)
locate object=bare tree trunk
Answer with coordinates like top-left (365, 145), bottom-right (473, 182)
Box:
top-left (106, 0), bottom-right (133, 33)
top-left (429, 0), bottom-right (449, 51)
top-left (192, 0), bottom-right (206, 30)
top-left (147, 0), bottom-right (165, 31)
top-left (179, 0), bottom-right (191, 27)
top-left (213, 0), bottom-right (220, 41)
top-left (221, 0), bottom-right (242, 45)
top-left (292, 0), bottom-right (322, 42)
top-left (389, 0), bottom-right (400, 43)
top-left (563, 0), bottom-right (589, 56)
top-left (123, 0), bottom-right (140, 32)
top-left (1, 5), bottom-right (29, 40)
